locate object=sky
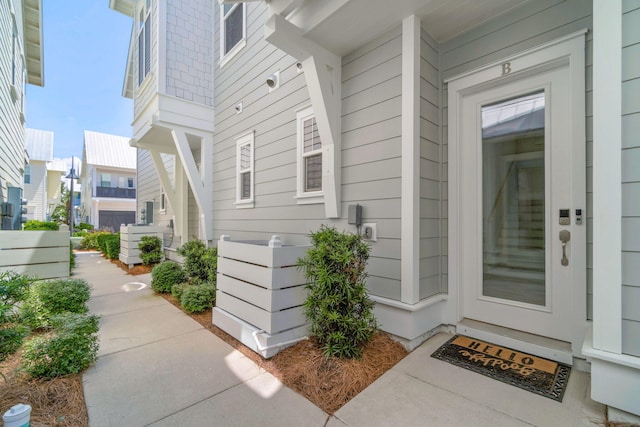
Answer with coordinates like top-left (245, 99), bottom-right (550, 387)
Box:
top-left (26, 1), bottom-right (133, 163)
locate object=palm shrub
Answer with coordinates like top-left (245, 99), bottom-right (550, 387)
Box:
top-left (297, 225), bottom-right (377, 359)
top-left (20, 279), bottom-right (91, 329)
top-left (22, 312), bottom-right (99, 378)
top-left (181, 283), bottom-right (215, 314)
top-left (151, 261), bottom-right (187, 293)
top-left (139, 235), bottom-right (163, 265)
top-left (176, 240), bottom-right (217, 283)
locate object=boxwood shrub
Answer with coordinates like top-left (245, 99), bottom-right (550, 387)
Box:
top-left (180, 283), bottom-right (215, 314)
top-left (151, 261), bottom-right (187, 293)
top-left (20, 279), bottom-right (91, 329)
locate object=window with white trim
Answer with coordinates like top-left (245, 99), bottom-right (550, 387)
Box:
top-left (24, 164), bottom-right (31, 184)
top-left (137, 0), bottom-right (152, 85)
top-left (100, 173), bottom-right (111, 188)
top-left (159, 191), bottom-right (166, 212)
top-left (220, 2), bottom-right (246, 65)
top-left (296, 107), bottom-right (323, 202)
top-left (10, 16), bottom-right (24, 112)
top-left (235, 132), bottom-right (254, 207)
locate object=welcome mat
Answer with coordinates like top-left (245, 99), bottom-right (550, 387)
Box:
top-left (431, 335), bottom-right (571, 401)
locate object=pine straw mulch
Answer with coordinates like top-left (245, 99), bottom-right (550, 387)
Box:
top-left (0, 350), bottom-right (88, 426)
top-left (159, 292), bottom-right (408, 414)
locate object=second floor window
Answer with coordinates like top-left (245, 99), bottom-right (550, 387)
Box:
top-left (220, 3), bottom-right (246, 64)
top-left (297, 107), bottom-right (323, 198)
top-left (24, 164), bottom-right (31, 184)
top-left (100, 173), bottom-right (111, 188)
top-left (138, 1), bottom-right (152, 85)
top-left (128, 177), bottom-right (134, 188)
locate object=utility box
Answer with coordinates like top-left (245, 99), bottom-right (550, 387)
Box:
top-left (213, 235), bottom-right (310, 358)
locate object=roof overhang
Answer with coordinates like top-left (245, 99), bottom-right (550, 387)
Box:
top-left (109, 0), bottom-right (135, 17)
top-left (225, 0), bottom-right (532, 55)
top-left (23, 0), bottom-right (44, 86)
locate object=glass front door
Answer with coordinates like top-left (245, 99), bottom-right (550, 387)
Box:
top-left (482, 92), bottom-right (546, 306)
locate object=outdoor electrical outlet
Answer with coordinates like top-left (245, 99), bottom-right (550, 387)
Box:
top-left (362, 223), bottom-right (377, 242)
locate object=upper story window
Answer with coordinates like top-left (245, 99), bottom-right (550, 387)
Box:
top-left (235, 132), bottom-right (254, 207)
top-left (100, 173), bottom-right (111, 188)
top-left (220, 2), bottom-right (246, 67)
top-left (127, 177), bottom-right (134, 188)
top-left (296, 107), bottom-right (323, 203)
top-left (24, 164), bottom-right (31, 184)
top-left (138, 0), bottom-right (152, 85)
top-left (10, 16), bottom-right (24, 119)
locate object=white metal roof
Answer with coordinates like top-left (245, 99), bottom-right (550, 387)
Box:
top-left (83, 130), bottom-right (136, 170)
top-left (25, 128), bottom-right (54, 162)
top-left (47, 158), bottom-right (67, 172)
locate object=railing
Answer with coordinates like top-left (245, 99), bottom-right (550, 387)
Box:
top-left (95, 186), bottom-right (136, 199)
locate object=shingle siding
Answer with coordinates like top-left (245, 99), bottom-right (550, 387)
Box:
top-left (165, 0), bottom-right (213, 106)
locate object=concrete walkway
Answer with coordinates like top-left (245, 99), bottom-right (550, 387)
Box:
top-left (79, 252), bottom-right (606, 426)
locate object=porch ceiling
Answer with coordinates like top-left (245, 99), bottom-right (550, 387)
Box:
top-left (132, 126), bottom-right (176, 154)
top-left (23, 0), bottom-right (44, 86)
top-left (288, 0), bottom-right (533, 55)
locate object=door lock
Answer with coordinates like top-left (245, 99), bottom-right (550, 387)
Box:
top-left (559, 230), bottom-right (570, 266)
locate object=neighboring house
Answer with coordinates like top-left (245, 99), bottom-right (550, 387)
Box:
top-left (23, 128), bottom-right (60, 221)
top-left (46, 158), bottom-right (67, 219)
top-left (110, 0), bottom-right (640, 421)
top-left (79, 130), bottom-right (137, 231)
top-left (0, 0), bottom-right (44, 229)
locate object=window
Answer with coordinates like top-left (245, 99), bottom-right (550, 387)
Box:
top-left (220, 2), bottom-right (246, 66)
top-left (10, 17), bottom-right (24, 110)
top-left (138, 1), bottom-right (152, 85)
top-left (100, 173), bottom-right (111, 187)
top-left (235, 132), bottom-right (254, 207)
top-left (159, 192), bottom-right (166, 212)
top-left (296, 107), bottom-right (323, 203)
top-left (127, 177), bottom-right (134, 188)
top-left (24, 164), bottom-right (31, 184)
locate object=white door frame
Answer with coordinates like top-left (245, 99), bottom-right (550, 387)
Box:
top-left (446, 30), bottom-right (587, 356)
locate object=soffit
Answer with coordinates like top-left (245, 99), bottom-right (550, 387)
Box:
top-left (23, 0), bottom-right (44, 86)
top-left (289, 0), bottom-right (532, 55)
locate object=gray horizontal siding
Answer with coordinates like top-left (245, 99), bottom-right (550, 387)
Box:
top-left (621, 2), bottom-right (640, 357)
top-left (212, 4), bottom-right (403, 300)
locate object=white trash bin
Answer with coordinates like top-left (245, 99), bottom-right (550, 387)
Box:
top-left (2, 403), bottom-right (31, 427)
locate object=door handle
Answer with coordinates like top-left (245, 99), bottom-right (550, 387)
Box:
top-left (559, 230), bottom-right (570, 266)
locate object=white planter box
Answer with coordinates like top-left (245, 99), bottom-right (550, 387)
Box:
top-left (119, 225), bottom-right (164, 267)
top-left (213, 235), bottom-right (311, 357)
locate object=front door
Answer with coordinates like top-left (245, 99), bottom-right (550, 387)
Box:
top-left (448, 34), bottom-right (586, 348)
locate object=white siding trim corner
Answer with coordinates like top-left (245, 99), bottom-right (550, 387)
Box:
top-left (592, 0), bottom-right (622, 353)
top-left (401, 15), bottom-right (421, 305)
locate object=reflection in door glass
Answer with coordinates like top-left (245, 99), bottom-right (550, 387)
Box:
top-left (482, 92), bottom-right (545, 306)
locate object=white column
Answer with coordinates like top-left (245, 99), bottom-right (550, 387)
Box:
top-left (401, 15), bottom-right (421, 304)
top-left (592, 0), bottom-right (622, 352)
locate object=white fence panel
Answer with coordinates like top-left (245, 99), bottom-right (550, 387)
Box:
top-left (0, 225), bottom-right (70, 279)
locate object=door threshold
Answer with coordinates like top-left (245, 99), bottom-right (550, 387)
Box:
top-left (457, 318), bottom-right (573, 365)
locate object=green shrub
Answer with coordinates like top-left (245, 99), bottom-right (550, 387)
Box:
top-left (171, 282), bottom-right (191, 301)
top-left (20, 279), bottom-right (91, 329)
top-left (139, 235), bottom-right (163, 265)
top-left (80, 230), bottom-right (112, 250)
top-left (151, 261), bottom-right (187, 293)
top-left (0, 324), bottom-right (30, 361)
top-left (23, 220), bottom-right (59, 230)
top-left (180, 283), bottom-right (215, 314)
top-left (297, 225), bottom-right (377, 359)
top-left (104, 234), bottom-right (120, 260)
top-left (77, 222), bottom-right (94, 231)
top-left (176, 240), bottom-right (217, 283)
top-left (0, 272), bottom-right (31, 316)
top-left (22, 312), bottom-right (99, 378)
top-left (70, 241), bottom-right (76, 273)
top-left (73, 230), bottom-right (90, 238)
